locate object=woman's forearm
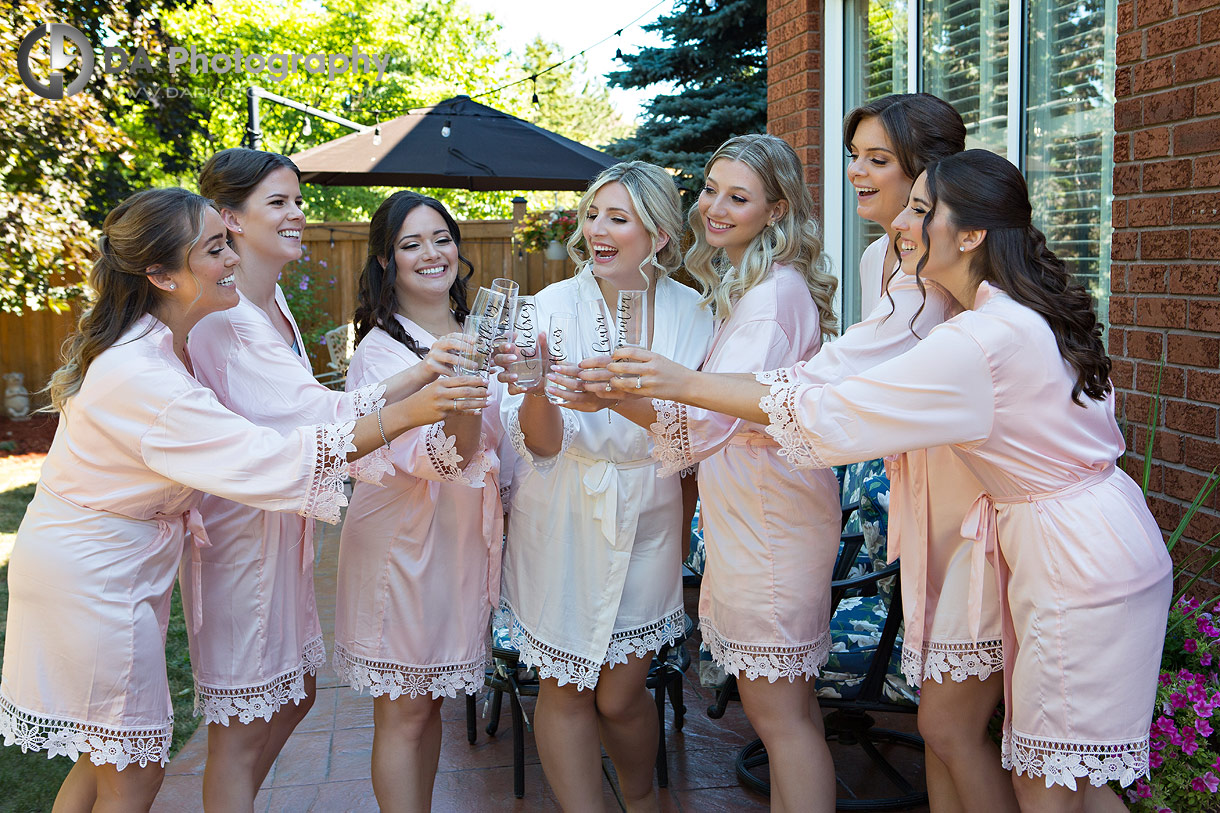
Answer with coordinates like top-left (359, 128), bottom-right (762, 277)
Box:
top-left (517, 392), bottom-right (565, 458)
top-left (682, 371), bottom-right (771, 425)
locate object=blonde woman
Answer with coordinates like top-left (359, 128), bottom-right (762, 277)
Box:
top-left (495, 161), bottom-right (713, 810)
top-left (584, 135), bottom-right (841, 812)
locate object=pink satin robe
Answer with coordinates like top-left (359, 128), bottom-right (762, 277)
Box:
top-left (332, 316), bottom-right (504, 700)
top-left (761, 284), bottom-right (1172, 790)
top-left (0, 315), bottom-right (357, 770)
top-left (184, 288), bottom-right (385, 725)
top-left (795, 253), bottom-right (1004, 686)
top-left (649, 265), bottom-right (840, 682)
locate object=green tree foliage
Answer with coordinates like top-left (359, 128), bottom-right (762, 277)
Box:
top-left (606, 0), bottom-right (767, 198)
top-left (1, 0), bottom-right (202, 313)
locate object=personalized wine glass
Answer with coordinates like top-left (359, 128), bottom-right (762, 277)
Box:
top-left (490, 278), bottom-right (519, 345)
top-left (471, 286), bottom-right (507, 328)
top-left (454, 314), bottom-right (493, 378)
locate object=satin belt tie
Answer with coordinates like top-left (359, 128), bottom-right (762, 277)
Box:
top-left (565, 448), bottom-right (654, 548)
top-left (181, 508), bottom-right (212, 634)
top-left (959, 464), bottom-right (1116, 643)
top-left (726, 433), bottom-right (779, 456)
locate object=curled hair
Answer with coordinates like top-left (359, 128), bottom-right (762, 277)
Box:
top-left (919, 150), bottom-right (1111, 405)
top-left (199, 148), bottom-right (300, 209)
top-left (685, 134), bottom-right (838, 339)
top-left (46, 188), bottom-right (211, 411)
top-left (353, 192), bottom-right (473, 357)
top-left (565, 160), bottom-right (685, 284)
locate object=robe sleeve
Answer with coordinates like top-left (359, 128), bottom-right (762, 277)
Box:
top-left (651, 317), bottom-right (796, 477)
top-left (349, 334), bottom-right (492, 487)
top-left (139, 385), bottom-right (355, 524)
top-left (758, 320), bottom-right (995, 470)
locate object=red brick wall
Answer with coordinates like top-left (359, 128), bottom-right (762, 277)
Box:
top-left (1112, 0), bottom-right (1220, 599)
top-left (767, 0), bottom-right (824, 220)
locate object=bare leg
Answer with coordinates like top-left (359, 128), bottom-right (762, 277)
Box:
top-left (737, 675), bottom-right (834, 813)
top-left (370, 693), bottom-right (444, 812)
top-left (52, 758), bottom-right (97, 813)
top-left (535, 677), bottom-right (606, 812)
top-left (1012, 771), bottom-right (1129, 813)
top-left (918, 674), bottom-right (1017, 813)
top-left (203, 718), bottom-right (273, 812)
top-left (252, 672), bottom-right (316, 786)
top-left (92, 762), bottom-right (166, 813)
top-left (593, 655), bottom-right (661, 813)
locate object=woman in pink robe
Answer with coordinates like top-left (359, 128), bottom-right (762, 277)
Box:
top-left (331, 191), bottom-right (499, 812)
top-left (584, 136), bottom-right (842, 812)
top-left (0, 188), bottom-right (485, 812)
top-left (608, 151), bottom-right (1172, 812)
top-left (187, 149), bottom-right (469, 810)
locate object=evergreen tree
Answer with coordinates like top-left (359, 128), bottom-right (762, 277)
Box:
top-left (606, 0), bottom-right (766, 198)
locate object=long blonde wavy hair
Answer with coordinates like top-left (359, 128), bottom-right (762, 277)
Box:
top-left (685, 134), bottom-right (838, 338)
top-left (565, 160), bottom-right (685, 283)
top-left (45, 188), bottom-right (210, 411)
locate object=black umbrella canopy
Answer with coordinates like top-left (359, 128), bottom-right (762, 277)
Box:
top-left (291, 95), bottom-right (618, 191)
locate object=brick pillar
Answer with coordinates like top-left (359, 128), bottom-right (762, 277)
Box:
top-left (767, 0), bottom-right (824, 219)
top-left (1112, 0), bottom-right (1220, 599)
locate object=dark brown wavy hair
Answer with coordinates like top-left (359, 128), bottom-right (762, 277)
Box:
top-left (353, 192), bottom-right (473, 357)
top-left (919, 150), bottom-right (1111, 405)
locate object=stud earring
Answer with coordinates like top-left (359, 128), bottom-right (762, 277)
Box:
top-left (959, 246), bottom-right (965, 252)
top-left (168, 283), bottom-right (177, 290)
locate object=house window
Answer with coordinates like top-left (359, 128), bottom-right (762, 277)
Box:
top-left (829, 0), bottom-right (1116, 329)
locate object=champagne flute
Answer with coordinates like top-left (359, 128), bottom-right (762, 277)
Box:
top-left (471, 286), bottom-right (507, 328)
top-left (507, 296), bottom-right (543, 388)
top-left (546, 312), bottom-right (581, 405)
top-left (454, 314), bottom-right (493, 378)
top-left (615, 289), bottom-right (649, 349)
top-left (490, 278), bottom-right (519, 348)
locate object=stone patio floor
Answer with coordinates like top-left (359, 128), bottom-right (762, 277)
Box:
top-left (152, 518), bottom-right (928, 812)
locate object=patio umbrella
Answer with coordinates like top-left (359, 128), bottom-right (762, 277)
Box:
top-left (291, 95), bottom-right (618, 191)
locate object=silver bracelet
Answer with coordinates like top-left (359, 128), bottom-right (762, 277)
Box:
top-left (376, 407), bottom-right (390, 447)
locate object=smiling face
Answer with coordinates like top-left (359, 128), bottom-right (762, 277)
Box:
top-left (581, 181), bottom-right (663, 291)
top-left (847, 116), bottom-right (914, 232)
top-left (891, 172), bottom-right (967, 286)
top-left (169, 207), bottom-right (241, 316)
top-left (224, 166), bottom-right (305, 270)
top-left (389, 204), bottom-right (460, 309)
top-left (697, 159), bottom-right (783, 268)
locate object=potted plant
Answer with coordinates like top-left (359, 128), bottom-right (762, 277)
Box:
top-left (514, 210), bottom-right (577, 260)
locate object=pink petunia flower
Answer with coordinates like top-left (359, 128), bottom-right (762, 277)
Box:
top-left (1185, 638), bottom-right (1199, 653)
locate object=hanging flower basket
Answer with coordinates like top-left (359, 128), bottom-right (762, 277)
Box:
top-left (514, 209), bottom-right (577, 257)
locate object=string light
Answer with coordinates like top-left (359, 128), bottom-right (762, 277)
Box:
top-left (441, 119), bottom-right (451, 137)
top-left (530, 76), bottom-right (540, 105)
top-left (302, 116), bottom-right (312, 136)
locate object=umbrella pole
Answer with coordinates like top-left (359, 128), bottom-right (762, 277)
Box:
top-left (246, 86), bottom-right (261, 150)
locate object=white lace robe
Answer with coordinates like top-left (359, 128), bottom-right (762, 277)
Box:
top-left (499, 269), bottom-right (713, 690)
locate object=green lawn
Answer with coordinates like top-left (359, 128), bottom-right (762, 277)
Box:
top-left (0, 457), bottom-right (200, 812)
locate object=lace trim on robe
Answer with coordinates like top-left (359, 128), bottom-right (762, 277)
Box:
top-left (756, 371), bottom-right (828, 470)
top-left (300, 421), bottom-right (355, 524)
top-left (1007, 730), bottom-right (1149, 790)
top-left (497, 604), bottom-right (684, 693)
top-left (507, 405), bottom-right (576, 475)
top-left (701, 619), bottom-right (831, 682)
top-left (194, 636), bottom-right (326, 726)
top-left (0, 694), bottom-right (171, 769)
top-left (332, 643), bottom-right (485, 700)
top-left (423, 424), bottom-right (493, 486)
top-left (346, 384), bottom-right (394, 485)
top-left (648, 399), bottom-right (694, 478)
top-left (900, 639), bottom-right (1005, 688)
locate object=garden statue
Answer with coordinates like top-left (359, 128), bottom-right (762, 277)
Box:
top-left (4, 372), bottom-right (30, 420)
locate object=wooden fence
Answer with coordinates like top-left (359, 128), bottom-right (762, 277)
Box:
top-left (1, 215), bottom-right (574, 404)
